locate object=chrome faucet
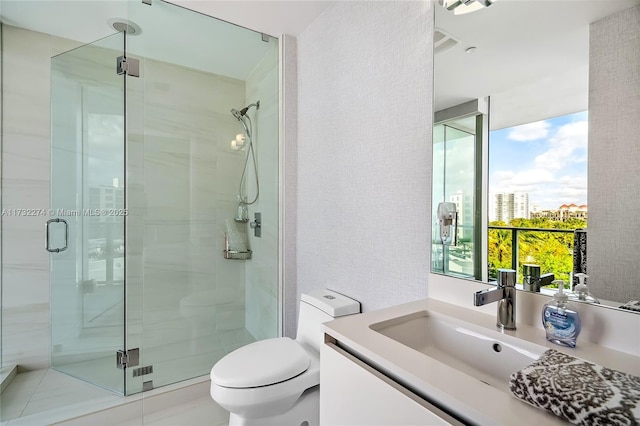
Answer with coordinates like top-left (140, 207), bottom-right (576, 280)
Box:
top-left (522, 264), bottom-right (554, 292)
top-left (473, 269), bottom-right (516, 330)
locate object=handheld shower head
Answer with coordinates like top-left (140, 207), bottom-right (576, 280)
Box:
top-left (230, 101), bottom-right (261, 209)
top-left (231, 109), bottom-right (243, 120)
top-left (230, 101), bottom-right (260, 121)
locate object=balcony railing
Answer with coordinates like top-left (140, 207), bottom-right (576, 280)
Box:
top-left (487, 225), bottom-right (577, 283)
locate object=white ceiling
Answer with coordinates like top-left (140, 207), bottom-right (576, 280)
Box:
top-left (166, 0), bottom-right (332, 37)
top-left (434, 0), bottom-right (640, 130)
top-left (0, 0), bottom-right (330, 40)
top-left (0, 0), bottom-right (331, 80)
top-left (3, 0), bottom-right (638, 128)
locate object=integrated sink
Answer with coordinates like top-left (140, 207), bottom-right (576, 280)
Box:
top-left (370, 311), bottom-right (547, 392)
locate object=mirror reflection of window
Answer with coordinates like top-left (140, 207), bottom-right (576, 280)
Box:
top-left (432, 0), bottom-right (640, 308)
top-left (488, 111), bottom-right (588, 284)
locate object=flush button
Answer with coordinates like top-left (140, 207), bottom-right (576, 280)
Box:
top-left (323, 295), bottom-right (336, 300)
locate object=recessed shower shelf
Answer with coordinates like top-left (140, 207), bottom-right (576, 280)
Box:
top-left (224, 250), bottom-right (252, 260)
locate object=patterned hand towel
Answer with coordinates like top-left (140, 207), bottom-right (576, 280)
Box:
top-left (509, 349), bottom-right (640, 425)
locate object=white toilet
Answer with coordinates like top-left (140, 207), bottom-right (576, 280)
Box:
top-left (210, 289), bottom-right (360, 426)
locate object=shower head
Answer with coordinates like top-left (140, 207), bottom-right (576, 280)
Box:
top-left (230, 101), bottom-right (261, 121)
top-left (231, 109), bottom-right (243, 120)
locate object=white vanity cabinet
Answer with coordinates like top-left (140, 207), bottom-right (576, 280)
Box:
top-left (320, 337), bottom-right (461, 426)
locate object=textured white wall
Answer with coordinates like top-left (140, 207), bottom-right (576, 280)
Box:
top-left (295, 1), bottom-right (434, 329)
top-left (588, 4), bottom-right (640, 303)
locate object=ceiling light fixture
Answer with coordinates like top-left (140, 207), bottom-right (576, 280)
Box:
top-left (439, 0), bottom-right (496, 15)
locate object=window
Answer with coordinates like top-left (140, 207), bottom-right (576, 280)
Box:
top-left (487, 111), bottom-right (588, 282)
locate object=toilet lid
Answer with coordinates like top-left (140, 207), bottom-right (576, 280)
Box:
top-left (211, 337), bottom-right (310, 388)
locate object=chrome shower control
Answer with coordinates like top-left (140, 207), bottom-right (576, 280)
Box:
top-left (250, 212), bottom-right (262, 238)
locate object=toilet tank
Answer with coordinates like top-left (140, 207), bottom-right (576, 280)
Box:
top-left (296, 289), bottom-right (360, 353)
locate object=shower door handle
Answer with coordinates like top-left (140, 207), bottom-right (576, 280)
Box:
top-left (45, 218), bottom-right (69, 253)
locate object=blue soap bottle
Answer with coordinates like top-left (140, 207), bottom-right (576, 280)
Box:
top-left (542, 280), bottom-right (581, 348)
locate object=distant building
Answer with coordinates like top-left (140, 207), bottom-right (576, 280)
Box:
top-left (88, 184), bottom-right (124, 222)
top-left (531, 203), bottom-right (588, 222)
top-left (493, 192), bottom-right (529, 224)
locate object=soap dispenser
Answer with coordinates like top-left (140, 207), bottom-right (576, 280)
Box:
top-left (542, 280), bottom-right (581, 348)
top-left (571, 273), bottom-right (600, 304)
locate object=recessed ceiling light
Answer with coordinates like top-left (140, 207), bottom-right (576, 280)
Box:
top-left (465, 47), bottom-right (478, 54)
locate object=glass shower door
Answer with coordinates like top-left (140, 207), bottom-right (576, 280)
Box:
top-left (50, 32), bottom-right (126, 394)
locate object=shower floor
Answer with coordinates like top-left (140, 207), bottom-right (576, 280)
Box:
top-left (0, 368), bottom-right (229, 425)
top-left (0, 327), bottom-right (254, 424)
top-left (1, 368), bottom-right (120, 422)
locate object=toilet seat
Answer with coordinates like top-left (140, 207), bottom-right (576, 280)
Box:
top-left (211, 337), bottom-right (310, 388)
top-left (210, 339), bottom-right (320, 419)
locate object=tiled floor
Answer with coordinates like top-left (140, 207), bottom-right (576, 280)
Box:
top-left (1, 369), bottom-right (120, 422)
top-left (119, 396), bottom-right (229, 426)
top-left (0, 369), bottom-right (229, 426)
top-left (1, 326), bottom-right (255, 424)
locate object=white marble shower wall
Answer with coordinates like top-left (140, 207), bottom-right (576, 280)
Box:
top-left (243, 41), bottom-right (280, 341)
top-left (1, 25), bottom-right (83, 370)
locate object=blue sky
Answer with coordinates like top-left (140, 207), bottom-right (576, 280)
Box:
top-left (489, 111), bottom-right (588, 212)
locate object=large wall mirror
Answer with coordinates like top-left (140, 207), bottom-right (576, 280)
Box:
top-left (432, 0), bottom-right (640, 313)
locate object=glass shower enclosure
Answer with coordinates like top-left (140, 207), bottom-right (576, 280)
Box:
top-left (47, 0), bottom-right (279, 396)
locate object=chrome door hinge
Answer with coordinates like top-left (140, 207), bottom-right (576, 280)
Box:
top-left (116, 348), bottom-right (140, 370)
top-left (117, 56), bottom-right (140, 77)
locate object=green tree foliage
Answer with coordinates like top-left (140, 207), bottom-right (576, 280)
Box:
top-left (488, 218), bottom-right (587, 285)
top-left (488, 221), bottom-right (511, 278)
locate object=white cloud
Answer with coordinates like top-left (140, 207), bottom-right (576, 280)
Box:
top-left (534, 120), bottom-right (588, 171)
top-left (493, 170), bottom-right (515, 181)
top-left (491, 118), bottom-right (588, 210)
top-left (557, 174), bottom-right (588, 190)
top-left (534, 181), bottom-right (587, 208)
top-left (507, 120), bottom-right (551, 141)
top-left (511, 169), bottom-right (555, 186)
top-left (492, 174), bottom-right (587, 210)
top-left (491, 168), bottom-right (555, 193)
top-left (554, 120), bottom-right (589, 144)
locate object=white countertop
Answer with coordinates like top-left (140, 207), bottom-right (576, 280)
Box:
top-left (322, 297), bottom-right (640, 425)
